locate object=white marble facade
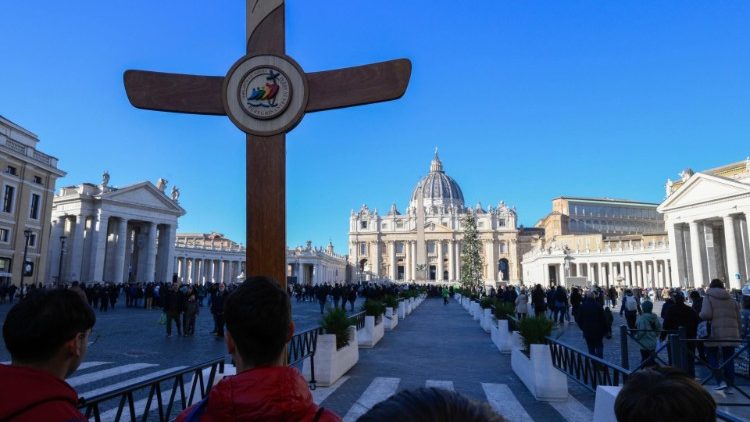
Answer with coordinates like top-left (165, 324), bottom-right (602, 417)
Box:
top-left (174, 232), bottom-right (245, 284)
top-left (659, 159), bottom-right (750, 290)
top-left (48, 174), bottom-right (184, 284)
top-left (349, 152), bottom-right (533, 286)
top-left (288, 241), bottom-right (348, 285)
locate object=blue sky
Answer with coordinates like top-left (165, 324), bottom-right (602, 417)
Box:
top-left (1, 1), bottom-right (749, 254)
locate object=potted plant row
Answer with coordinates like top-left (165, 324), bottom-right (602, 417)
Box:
top-left (509, 315), bottom-right (568, 401)
top-left (358, 299), bottom-right (386, 348)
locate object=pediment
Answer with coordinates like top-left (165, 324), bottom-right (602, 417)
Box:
top-left (658, 173), bottom-right (750, 212)
top-left (102, 182), bottom-right (185, 215)
top-left (426, 222), bottom-right (454, 233)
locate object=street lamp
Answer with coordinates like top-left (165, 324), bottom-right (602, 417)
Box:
top-left (58, 235), bottom-right (67, 288)
top-left (20, 229), bottom-right (32, 297)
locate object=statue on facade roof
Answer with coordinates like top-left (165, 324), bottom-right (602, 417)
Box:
top-left (665, 178), bottom-right (674, 198)
top-left (679, 168), bottom-right (694, 182)
top-left (156, 178), bottom-right (168, 193)
top-left (171, 185), bottom-right (180, 202)
top-left (101, 170), bottom-right (110, 187)
top-left (746, 156), bottom-right (750, 172)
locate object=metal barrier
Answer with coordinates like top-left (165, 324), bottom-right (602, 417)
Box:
top-left (350, 311), bottom-right (366, 331)
top-left (78, 357), bottom-right (225, 422)
top-left (547, 336), bottom-right (631, 392)
top-left (620, 325), bottom-right (678, 371)
top-left (288, 326), bottom-right (320, 389)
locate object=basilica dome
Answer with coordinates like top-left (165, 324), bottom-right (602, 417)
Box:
top-left (410, 152), bottom-right (465, 211)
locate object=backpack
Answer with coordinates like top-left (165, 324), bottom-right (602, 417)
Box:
top-left (625, 296), bottom-right (637, 312)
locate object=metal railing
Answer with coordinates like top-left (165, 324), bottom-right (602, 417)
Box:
top-left (78, 357), bottom-right (225, 422)
top-left (350, 311), bottom-right (366, 331)
top-left (620, 325), bottom-right (678, 371)
top-left (547, 336), bottom-right (631, 392)
top-left (287, 326), bottom-right (319, 389)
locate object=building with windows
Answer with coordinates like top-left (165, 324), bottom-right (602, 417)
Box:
top-left (287, 241), bottom-right (348, 285)
top-left (49, 173), bottom-right (184, 284)
top-left (0, 116), bottom-right (66, 287)
top-left (174, 232), bottom-right (245, 284)
top-left (522, 197), bottom-right (672, 288)
top-left (348, 152), bottom-right (537, 285)
top-left (659, 158), bottom-right (750, 290)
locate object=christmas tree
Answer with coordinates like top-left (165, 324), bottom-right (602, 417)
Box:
top-left (460, 211), bottom-right (484, 291)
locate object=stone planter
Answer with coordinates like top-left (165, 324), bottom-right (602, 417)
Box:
top-left (593, 386), bottom-right (620, 422)
top-left (385, 307), bottom-right (398, 331)
top-left (398, 301), bottom-right (406, 319)
top-left (472, 302), bottom-right (481, 321)
top-left (490, 319), bottom-right (513, 353)
top-left (358, 315), bottom-right (385, 348)
top-left (406, 298), bottom-right (414, 315)
top-left (302, 326), bottom-right (358, 387)
top-left (481, 308), bottom-right (492, 332)
top-left (511, 344), bottom-right (568, 401)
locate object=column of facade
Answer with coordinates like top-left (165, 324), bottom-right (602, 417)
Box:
top-left (599, 263), bottom-right (607, 287)
top-left (588, 263), bottom-right (595, 283)
top-left (447, 241), bottom-right (455, 281)
top-left (624, 262), bottom-right (631, 286)
top-left (388, 242), bottom-right (396, 280)
top-left (91, 214), bottom-right (110, 282)
top-left (723, 215), bottom-right (742, 290)
top-left (163, 224), bottom-right (177, 283)
top-left (488, 240), bottom-right (497, 282)
top-left (48, 218), bottom-right (65, 283)
top-left (404, 242), bottom-right (411, 281)
top-left (112, 218), bottom-right (128, 283)
top-left (636, 262), bottom-right (643, 287)
top-left (688, 221), bottom-right (705, 287)
top-left (143, 222), bottom-right (157, 282)
top-left (67, 214), bottom-right (86, 281)
top-left (372, 241), bottom-right (381, 278)
top-left (437, 240), bottom-right (444, 282)
top-left (410, 241), bottom-right (417, 281)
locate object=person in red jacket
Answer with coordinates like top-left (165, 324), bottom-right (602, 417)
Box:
top-left (0, 289), bottom-right (96, 421)
top-left (177, 276), bottom-right (341, 422)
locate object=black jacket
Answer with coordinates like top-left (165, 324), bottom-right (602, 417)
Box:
top-left (577, 298), bottom-right (607, 341)
top-left (163, 289), bottom-right (184, 315)
top-left (211, 290), bottom-right (228, 314)
top-left (662, 303), bottom-right (700, 340)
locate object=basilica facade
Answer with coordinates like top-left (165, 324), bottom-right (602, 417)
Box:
top-left (348, 152), bottom-right (535, 285)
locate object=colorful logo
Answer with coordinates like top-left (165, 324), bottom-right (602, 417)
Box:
top-left (239, 66), bottom-right (292, 120)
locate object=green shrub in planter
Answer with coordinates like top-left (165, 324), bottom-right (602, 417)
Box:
top-left (363, 299), bottom-right (387, 317)
top-left (382, 295), bottom-right (399, 310)
top-left (480, 297), bottom-right (495, 309)
top-left (493, 301), bottom-right (515, 320)
top-left (517, 316), bottom-right (553, 352)
top-left (320, 307), bottom-right (351, 349)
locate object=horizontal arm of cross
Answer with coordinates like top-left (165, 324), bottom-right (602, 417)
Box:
top-left (124, 58), bottom-right (411, 117)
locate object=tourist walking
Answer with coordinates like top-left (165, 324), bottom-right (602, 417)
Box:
top-left (531, 284), bottom-right (546, 317)
top-left (515, 289), bottom-right (528, 319)
top-left (576, 291), bottom-right (607, 358)
top-left (620, 289), bottom-right (641, 330)
top-left (700, 278), bottom-right (742, 391)
top-left (183, 285), bottom-right (199, 336)
top-left (442, 287), bottom-right (449, 305)
top-left (662, 293), bottom-right (700, 376)
top-left (163, 282), bottom-right (184, 337)
top-left (634, 300), bottom-right (661, 368)
top-left (211, 283), bottom-right (229, 337)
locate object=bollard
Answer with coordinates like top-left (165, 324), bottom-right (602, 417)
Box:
top-left (620, 325), bottom-right (629, 370)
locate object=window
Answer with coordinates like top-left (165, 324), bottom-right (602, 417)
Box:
top-left (381, 223), bottom-right (388, 230)
top-left (33, 175), bottom-right (42, 184)
top-left (359, 243), bottom-right (367, 255)
top-left (5, 166), bottom-right (17, 176)
top-left (3, 185), bottom-right (15, 213)
top-left (498, 219), bottom-right (505, 227)
top-left (427, 241), bottom-right (436, 254)
top-left (478, 221), bottom-right (484, 228)
top-left (360, 221), bottom-right (368, 229)
top-left (28, 232), bottom-right (37, 248)
top-left (396, 221), bottom-right (404, 229)
top-left (29, 193), bottom-right (41, 220)
top-left (0, 228), bottom-right (8, 243)
top-left (396, 241), bottom-right (404, 254)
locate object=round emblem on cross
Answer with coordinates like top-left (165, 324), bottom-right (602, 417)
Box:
top-left (238, 66), bottom-right (292, 120)
top-left (224, 54), bottom-right (308, 136)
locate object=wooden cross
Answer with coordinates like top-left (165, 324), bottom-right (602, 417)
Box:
top-left (123, 0), bottom-right (411, 288)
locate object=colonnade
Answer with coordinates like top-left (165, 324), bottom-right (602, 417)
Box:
top-left (558, 259), bottom-right (673, 288)
top-left (174, 256), bottom-right (244, 285)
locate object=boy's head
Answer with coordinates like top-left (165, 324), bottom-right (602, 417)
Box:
top-left (3, 289), bottom-right (95, 377)
top-left (224, 277), bottom-right (293, 368)
top-left (615, 367), bottom-right (715, 422)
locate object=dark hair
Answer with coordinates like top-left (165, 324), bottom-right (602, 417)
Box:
top-left (709, 279), bottom-right (724, 289)
top-left (3, 289), bottom-right (95, 363)
top-left (689, 290), bottom-right (701, 300)
top-left (358, 387), bottom-right (507, 422)
top-left (742, 295), bottom-right (750, 310)
top-left (614, 367), bottom-right (715, 422)
top-left (224, 276), bottom-right (290, 366)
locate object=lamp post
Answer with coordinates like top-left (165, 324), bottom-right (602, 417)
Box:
top-left (57, 235), bottom-right (67, 288)
top-left (20, 229), bottom-right (32, 298)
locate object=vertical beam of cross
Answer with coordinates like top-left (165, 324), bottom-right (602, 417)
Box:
top-left (245, 3), bottom-right (286, 288)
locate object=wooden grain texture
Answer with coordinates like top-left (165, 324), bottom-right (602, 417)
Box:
top-left (246, 3), bottom-right (285, 55)
top-left (123, 70), bottom-right (225, 115)
top-left (246, 133), bottom-right (287, 289)
top-left (306, 59), bottom-right (412, 113)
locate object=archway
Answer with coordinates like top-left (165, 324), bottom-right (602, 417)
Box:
top-left (498, 258), bottom-right (509, 281)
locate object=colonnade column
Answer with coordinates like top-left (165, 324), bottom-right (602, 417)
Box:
top-left (68, 215), bottom-right (86, 281)
top-left (455, 242), bottom-right (461, 281)
top-left (404, 242), bottom-right (411, 281)
top-left (437, 240), bottom-right (444, 282)
top-left (588, 263), bottom-right (595, 283)
top-left (724, 215), bottom-right (742, 290)
top-left (91, 214), bottom-right (110, 282)
top-left (448, 241), bottom-right (455, 281)
top-left (689, 221), bottom-right (705, 287)
top-left (144, 222), bottom-right (157, 282)
top-left (388, 242), bottom-right (396, 280)
top-left (113, 218), bottom-right (128, 283)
